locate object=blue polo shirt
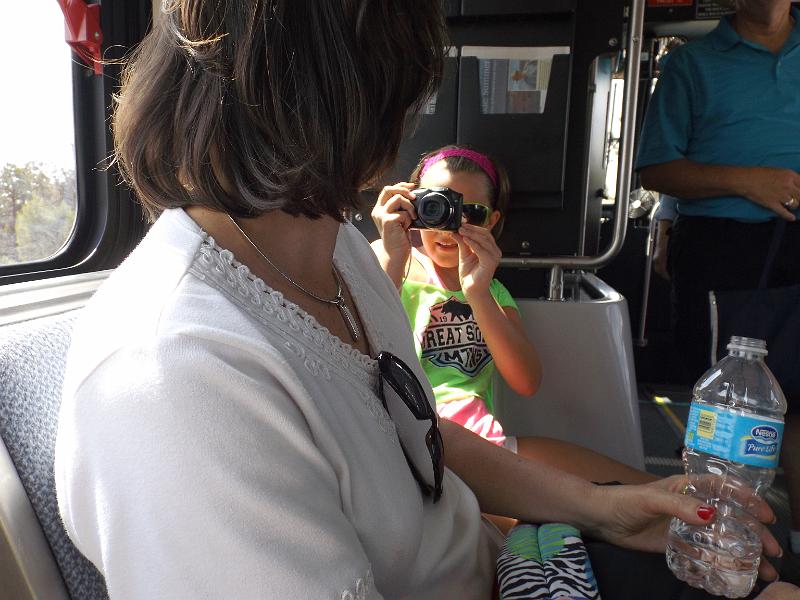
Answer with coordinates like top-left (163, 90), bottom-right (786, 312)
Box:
top-left (636, 8), bottom-right (800, 222)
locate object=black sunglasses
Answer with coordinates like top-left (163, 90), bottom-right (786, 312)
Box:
top-left (462, 202), bottom-right (493, 227)
top-left (377, 351), bottom-right (444, 502)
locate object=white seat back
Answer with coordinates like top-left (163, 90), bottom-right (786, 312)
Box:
top-left (493, 274), bottom-right (645, 470)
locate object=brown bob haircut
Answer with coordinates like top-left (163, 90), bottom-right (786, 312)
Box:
top-left (409, 145), bottom-right (511, 239)
top-left (114, 0), bottom-right (447, 222)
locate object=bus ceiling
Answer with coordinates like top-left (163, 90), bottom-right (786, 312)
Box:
top-left (57, 0), bottom-right (102, 75)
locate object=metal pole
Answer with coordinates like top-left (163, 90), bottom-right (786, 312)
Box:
top-left (547, 265), bottom-right (565, 301)
top-left (635, 204), bottom-right (659, 346)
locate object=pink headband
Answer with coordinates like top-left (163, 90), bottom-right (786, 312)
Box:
top-left (419, 148), bottom-right (498, 188)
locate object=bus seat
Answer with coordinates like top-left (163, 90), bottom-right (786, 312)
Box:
top-left (0, 311), bottom-right (109, 600)
top-left (492, 273), bottom-right (646, 470)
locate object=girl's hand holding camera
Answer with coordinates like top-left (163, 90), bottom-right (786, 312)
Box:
top-left (454, 223), bottom-right (502, 300)
top-left (371, 183), bottom-right (417, 262)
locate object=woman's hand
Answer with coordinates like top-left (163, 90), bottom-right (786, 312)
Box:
top-left (453, 223), bottom-right (502, 299)
top-left (585, 475), bottom-right (783, 582)
top-left (371, 183), bottom-right (417, 262)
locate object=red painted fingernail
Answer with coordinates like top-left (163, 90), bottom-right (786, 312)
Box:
top-left (697, 505), bottom-right (715, 520)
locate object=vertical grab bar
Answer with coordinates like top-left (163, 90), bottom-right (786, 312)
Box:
top-left (635, 203), bottom-right (660, 346)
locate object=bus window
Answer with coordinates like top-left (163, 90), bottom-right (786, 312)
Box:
top-left (0, 3), bottom-right (77, 267)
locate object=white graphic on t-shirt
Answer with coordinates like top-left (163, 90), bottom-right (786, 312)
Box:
top-left (420, 297), bottom-right (491, 377)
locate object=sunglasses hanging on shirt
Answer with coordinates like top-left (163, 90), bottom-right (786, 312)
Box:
top-left (376, 351), bottom-right (444, 502)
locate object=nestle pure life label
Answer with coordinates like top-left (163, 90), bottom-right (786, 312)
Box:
top-left (684, 403), bottom-right (783, 467)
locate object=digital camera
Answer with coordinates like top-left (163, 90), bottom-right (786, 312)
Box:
top-left (410, 187), bottom-right (463, 231)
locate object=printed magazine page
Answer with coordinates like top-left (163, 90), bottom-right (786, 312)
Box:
top-left (462, 46), bottom-right (569, 115)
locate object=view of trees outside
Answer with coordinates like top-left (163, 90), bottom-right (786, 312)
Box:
top-left (0, 163), bottom-right (77, 265)
top-left (1, 5), bottom-right (78, 267)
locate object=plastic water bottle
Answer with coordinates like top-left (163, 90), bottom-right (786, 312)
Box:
top-left (666, 336), bottom-right (787, 598)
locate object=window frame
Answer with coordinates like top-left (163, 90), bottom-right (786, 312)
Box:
top-left (0, 0), bottom-right (152, 285)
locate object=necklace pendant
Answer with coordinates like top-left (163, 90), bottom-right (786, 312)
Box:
top-left (228, 216), bottom-right (361, 342)
top-left (335, 297), bottom-right (361, 342)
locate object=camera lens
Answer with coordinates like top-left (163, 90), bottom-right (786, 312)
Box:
top-left (410, 187), bottom-right (461, 230)
top-left (418, 193), bottom-right (450, 227)
top-left (422, 200), bottom-right (444, 219)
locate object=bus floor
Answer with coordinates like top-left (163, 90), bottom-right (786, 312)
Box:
top-left (639, 384), bottom-right (799, 585)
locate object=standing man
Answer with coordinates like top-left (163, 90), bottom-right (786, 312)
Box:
top-left (636, 0), bottom-right (800, 567)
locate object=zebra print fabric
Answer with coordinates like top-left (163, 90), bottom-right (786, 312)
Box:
top-left (496, 523), bottom-right (601, 600)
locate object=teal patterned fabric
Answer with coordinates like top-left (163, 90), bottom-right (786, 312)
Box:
top-left (497, 523), bottom-right (600, 600)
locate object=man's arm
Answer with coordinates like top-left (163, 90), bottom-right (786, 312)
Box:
top-left (640, 159), bottom-right (800, 221)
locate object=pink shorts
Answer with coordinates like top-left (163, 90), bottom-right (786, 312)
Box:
top-left (436, 397), bottom-right (517, 453)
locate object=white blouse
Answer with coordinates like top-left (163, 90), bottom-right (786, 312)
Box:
top-left (55, 208), bottom-right (498, 600)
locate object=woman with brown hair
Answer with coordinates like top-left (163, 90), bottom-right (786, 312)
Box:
top-left (53, 1), bottom-right (786, 598)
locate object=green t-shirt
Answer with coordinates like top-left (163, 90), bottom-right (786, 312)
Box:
top-left (400, 277), bottom-right (518, 414)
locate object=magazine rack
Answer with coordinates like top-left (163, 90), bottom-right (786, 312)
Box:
top-left (457, 53), bottom-right (570, 208)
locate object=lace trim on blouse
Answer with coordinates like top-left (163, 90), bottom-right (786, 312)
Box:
top-left (192, 231), bottom-right (376, 371)
top-left (340, 568), bottom-right (375, 600)
top-left (189, 232), bottom-right (396, 436)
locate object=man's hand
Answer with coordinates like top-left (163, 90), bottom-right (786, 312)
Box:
top-left (739, 167), bottom-right (800, 221)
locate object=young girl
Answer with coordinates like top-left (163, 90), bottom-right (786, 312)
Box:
top-left (372, 145), bottom-right (654, 484)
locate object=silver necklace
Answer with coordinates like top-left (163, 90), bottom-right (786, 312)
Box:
top-left (227, 215), bottom-right (361, 342)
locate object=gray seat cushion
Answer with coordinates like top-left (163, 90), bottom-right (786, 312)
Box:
top-left (0, 311), bottom-right (108, 600)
